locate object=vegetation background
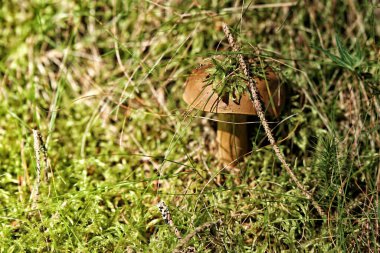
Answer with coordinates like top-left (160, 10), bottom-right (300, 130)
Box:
top-left (0, 0), bottom-right (379, 252)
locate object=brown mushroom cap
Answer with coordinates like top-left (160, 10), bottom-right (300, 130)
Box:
top-left (183, 62), bottom-right (285, 117)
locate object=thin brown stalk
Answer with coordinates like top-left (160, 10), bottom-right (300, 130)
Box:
top-left (31, 129), bottom-right (42, 209)
top-left (173, 219), bottom-right (222, 253)
top-left (222, 23), bottom-right (326, 217)
top-left (31, 129), bottom-right (51, 209)
top-left (157, 201), bottom-right (182, 240)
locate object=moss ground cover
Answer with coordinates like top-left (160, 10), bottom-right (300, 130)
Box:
top-left (0, 1), bottom-right (379, 252)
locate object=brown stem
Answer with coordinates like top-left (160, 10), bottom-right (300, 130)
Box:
top-left (217, 114), bottom-right (248, 167)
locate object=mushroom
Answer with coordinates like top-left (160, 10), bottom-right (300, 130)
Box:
top-left (183, 60), bottom-right (285, 167)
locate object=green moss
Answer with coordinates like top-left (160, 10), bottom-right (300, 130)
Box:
top-left (0, 0), bottom-right (379, 252)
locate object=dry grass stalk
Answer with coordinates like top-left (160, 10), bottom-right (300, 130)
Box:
top-left (31, 129), bottom-right (50, 209)
top-left (157, 201), bottom-right (182, 239)
top-left (31, 129), bottom-right (42, 209)
top-left (222, 23), bottom-right (326, 217)
top-left (172, 219), bottom-right (222, 253)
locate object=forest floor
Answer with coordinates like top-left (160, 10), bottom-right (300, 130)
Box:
top-left (0, 1), bottom-right (379, 252)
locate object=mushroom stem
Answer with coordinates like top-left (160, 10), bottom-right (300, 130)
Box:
top-left (217, 114), bottom-right (248, 166)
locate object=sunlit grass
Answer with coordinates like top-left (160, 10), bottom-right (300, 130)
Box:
top-left (0, 0), bottom-right (379, 252)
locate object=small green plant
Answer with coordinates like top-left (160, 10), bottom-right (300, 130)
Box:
top-left (314, 35), bottom-right (364, 73)
top-left (205, 56), bottom-right (269, 104)
top-left (313, 134), bottom-right (346, 206)
top-left (314, 35), bottom-right (379, 94)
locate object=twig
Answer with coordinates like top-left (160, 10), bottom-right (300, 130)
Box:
top-left (31, 129), bottom-right (42, 209)
top-left (157, 201), bottom-right (182, 239)
top-left (37, 131), bottom-right (50, 183)
top-left (179, 2), bottom-right (297, 19)
top-left (31, 129), bottom-right (51, 209)
top-left (222, 23), bottom-right (326, 217)
top-left (173, 219), bottom-right (222, 253)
